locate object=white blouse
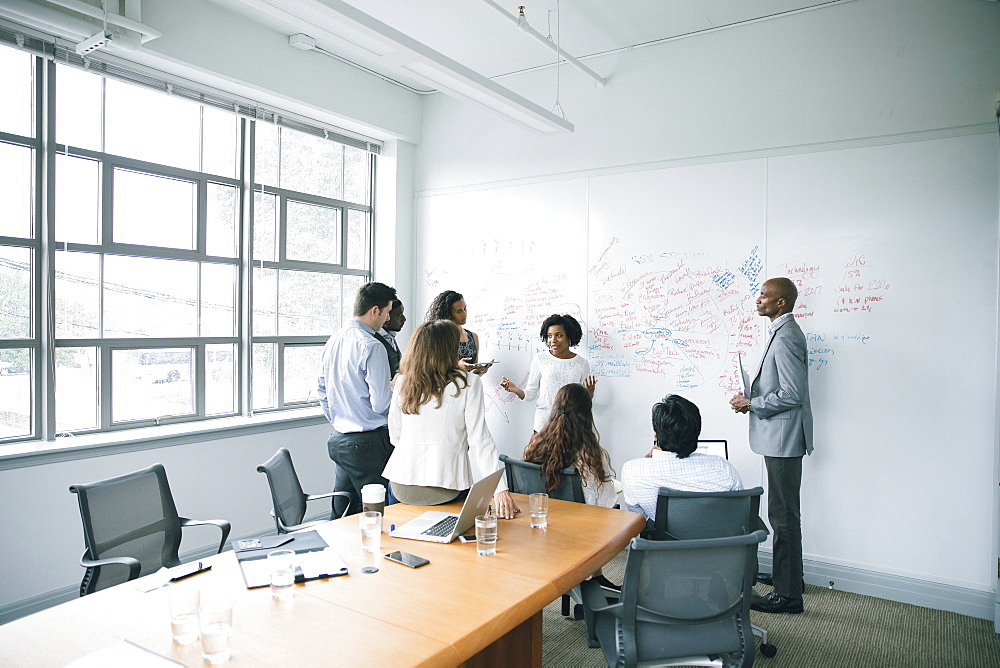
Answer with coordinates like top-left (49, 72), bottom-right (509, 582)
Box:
top-left (521, 352), bottom-right (592, 432)
top-left (384, 372), bottom-right (507, 492)
top-left (581, 469), bottom-right (619, 508)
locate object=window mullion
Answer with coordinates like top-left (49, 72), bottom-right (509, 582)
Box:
top-left (39, 55), bottom-right (56, 441)
top-left (240, 118), bottom-right (254, 417)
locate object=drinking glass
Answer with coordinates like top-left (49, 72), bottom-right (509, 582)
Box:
top-left (475, 514), bottom-right (498, 556)
top-left (199, 597), bottom-right (233, 664)
top-left (360, 510), bottom-right (382, 554)
top-left (267, 549), bottom-right (295, 601)
top-left (168, 585), bottom-right (200, 645)
top-left (529, 492), bottom-right (549, 529)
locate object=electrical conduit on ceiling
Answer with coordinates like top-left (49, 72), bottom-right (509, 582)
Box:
top-left (40, 0), bottom-right (161, 42)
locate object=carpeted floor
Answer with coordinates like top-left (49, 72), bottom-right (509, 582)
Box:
top-left (541, 549), bottom-right (1000, 667)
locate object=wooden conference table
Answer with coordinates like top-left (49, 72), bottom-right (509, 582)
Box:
top-left (0, 494), bottom-right (644, 667)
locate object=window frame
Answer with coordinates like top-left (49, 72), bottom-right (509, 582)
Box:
top-left (0, 46), bottom-right (377, 445)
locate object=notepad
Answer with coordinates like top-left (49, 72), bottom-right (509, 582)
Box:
top-left (232, 530), bottom-right (348, 588)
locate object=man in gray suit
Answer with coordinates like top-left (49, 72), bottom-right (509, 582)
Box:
top-left (730, 277), bottom-right (813, 614)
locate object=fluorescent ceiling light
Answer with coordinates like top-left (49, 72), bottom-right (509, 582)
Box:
top-left (403, 61), bottom-right (572, 134)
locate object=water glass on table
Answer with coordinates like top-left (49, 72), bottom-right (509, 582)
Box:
top-left (360, 511), bottom-right (382, 554)
top-left (267, 549), bottom-right (296, 601)
top-left (529, 493), bottom-right (549, 529)
top-left (475, 514), bottom-right (497, 556)
top-left (199, 596), bottom-right (233, 664)
top-left (168, 584), bottom-right (200, 645)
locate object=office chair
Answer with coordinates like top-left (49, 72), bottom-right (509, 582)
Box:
top-left (69, 463), bottom-right (231, 596)
top-left (581, 530), bottom-right (768, 668)
top-left (257, 447), bottom-right (352, 533)
top-left (499, 453), bottom-right (586, 503)
top-left (499, 454), bottom-right (609, 642)
top-left (650, 486), bottom-right (777, 659)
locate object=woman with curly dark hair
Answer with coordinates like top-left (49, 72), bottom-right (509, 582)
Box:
top-left (522, 383), bottom-right (616, 508)
top-left (425, 290), bottom-right (493, 376)
top-left (501, 313), bottom-right (596, 432)
top-left (523, 383), bottom-right (619, 595)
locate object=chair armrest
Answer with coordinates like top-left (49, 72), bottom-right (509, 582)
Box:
top-left (304, 490), bottom-right (355, 507)
top-left (312, 491), bottom-right (354, 519)
top-left (278, 518), bottom-right (329, 533)
top-left (580, 577), bottom-right (622, 616)
top-left (180, 517), bottom-right (232, 554)
top-left (81, 552), bottom-right (142, 581)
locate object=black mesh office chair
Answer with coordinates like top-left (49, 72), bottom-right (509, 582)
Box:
top-left (650, 486), bottom-right (777, 659)
top-left (499, 453), bottom-right (586, 503)
top-left (582, 530), bottom-right (767, 668)
top-left (257, 448), bottom-right (352, 533)
top-left (69, 463), bottom-right (231, 596)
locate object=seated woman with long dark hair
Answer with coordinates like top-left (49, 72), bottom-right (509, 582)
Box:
top-left (523, 382), bottom-right (617, 509)
top-left (523, 382), bottom-right (619, 593)
top-left (383, 319), bottom-right (518, 518)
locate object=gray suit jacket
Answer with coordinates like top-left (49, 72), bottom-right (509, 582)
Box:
top-left (748, 315), bottom-right (814, 457)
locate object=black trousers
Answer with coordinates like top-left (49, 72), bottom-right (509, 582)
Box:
top-left (764, 455), bottom-right (804, 599)
top-left (327, 427), bottom-right (393, 517)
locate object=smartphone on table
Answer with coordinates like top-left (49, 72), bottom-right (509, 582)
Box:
top-left (384, 551), bottom-right (430, 568)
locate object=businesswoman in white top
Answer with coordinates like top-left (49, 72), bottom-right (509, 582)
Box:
top-left (383, 319), bottom-right (519, 518)
top-left (501, 314), bottom-right (597, 433)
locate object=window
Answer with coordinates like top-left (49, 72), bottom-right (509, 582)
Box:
top-left (250, 124), bottom-right (372, 410)
top-left (0, 40), bottom-right (376, 442)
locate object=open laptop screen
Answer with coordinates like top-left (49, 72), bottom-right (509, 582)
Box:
top-left (696, 440), bottom-right (729, 460)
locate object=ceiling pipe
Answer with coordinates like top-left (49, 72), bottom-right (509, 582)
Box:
top-left (40, 0), bottom-right (161, 42)
top-left (0, 0), bottom-right (95, 41)
top-left (479, 0), bottom-right (607, 88)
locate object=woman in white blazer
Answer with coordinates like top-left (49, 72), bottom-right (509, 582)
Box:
top-left (383, 319), bottom-right (519, 518)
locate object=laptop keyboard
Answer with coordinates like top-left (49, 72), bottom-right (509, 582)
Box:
top-left (421, 515), bottom-right (458, 537)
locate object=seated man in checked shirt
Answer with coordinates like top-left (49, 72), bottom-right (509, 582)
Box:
top-left (621, 394), bottom-right (743, 520)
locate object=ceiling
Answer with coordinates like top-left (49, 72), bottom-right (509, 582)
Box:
top-left (3, 0), bottom-right (850, 134)
top-left (211, 0), bottom-right (846, 90)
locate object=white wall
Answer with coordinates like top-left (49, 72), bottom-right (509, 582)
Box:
top-left (411, 0), bottom-right (1000, 618)
top-left (415, 0), bottom-right (999, 192)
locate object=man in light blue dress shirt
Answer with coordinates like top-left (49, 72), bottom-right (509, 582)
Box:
top-left (319, 282), bottom-right (397, 517)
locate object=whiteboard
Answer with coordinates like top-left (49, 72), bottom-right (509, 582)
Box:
top-left (414, 133), bottom-right (999, 587)
top-left (766, 134), bottom-right (999, 584)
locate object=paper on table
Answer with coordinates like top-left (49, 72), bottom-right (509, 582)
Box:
top-left (66, 639), bottom-right (183, 667)
top-left (132, 568), bottom-right (171, 593)
top-left (239, 547), bottom-right (348, 588)
top-left (296, 547), bottom-right (349, 580)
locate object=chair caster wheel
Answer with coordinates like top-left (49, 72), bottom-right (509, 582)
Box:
top-left (760, 643), bottom-right (778, 658)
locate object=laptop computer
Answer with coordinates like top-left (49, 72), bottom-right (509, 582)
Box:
top-left (696, 439), bottom-right (729, 459)
top-left (390, 468), bottom-right (504, 544)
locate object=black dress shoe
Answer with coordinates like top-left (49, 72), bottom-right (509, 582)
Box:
top-left (750, 592), bottom-right (803, 614)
